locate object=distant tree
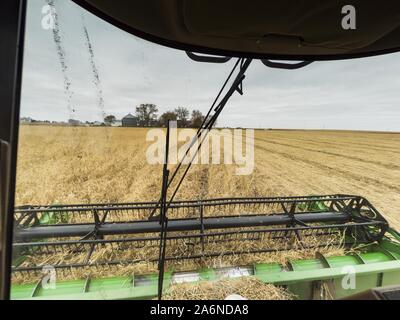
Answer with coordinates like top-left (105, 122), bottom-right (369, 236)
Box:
top-left (159, 111), bottom-right (177, 127)
top-left (104, 115), bottom-right (116, 126)
top-left (135, 103), bottom-right (158, 126)
top-left (174, 107), bottom-right (189, 127)
top-left (190, 110), bottom-right (205, 128)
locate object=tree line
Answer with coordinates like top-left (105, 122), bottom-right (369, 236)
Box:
top-left (105, 104), bottom-right (212, 128)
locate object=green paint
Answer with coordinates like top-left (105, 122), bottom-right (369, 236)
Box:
top-left (11, 236), bottom-right (400, 300)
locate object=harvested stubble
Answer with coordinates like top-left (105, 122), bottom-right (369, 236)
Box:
top-left (14, 126), bottom-right (393, 291)
top-left (16, 127), bottom-right (400, 227)
top-left (163, 277), bottom-right (295, 300)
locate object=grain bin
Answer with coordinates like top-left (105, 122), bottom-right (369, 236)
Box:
top-left (121, 113), bottom-right (138, 127)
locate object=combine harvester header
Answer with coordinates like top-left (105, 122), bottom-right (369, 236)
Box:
top-left (11, 195), bottom-right (400, 299)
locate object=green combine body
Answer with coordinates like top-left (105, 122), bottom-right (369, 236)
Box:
top-left (11, 229), bottom-right (400, 300)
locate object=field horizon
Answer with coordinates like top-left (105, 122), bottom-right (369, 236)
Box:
top-left (20, 123), bottom-right (400, 134)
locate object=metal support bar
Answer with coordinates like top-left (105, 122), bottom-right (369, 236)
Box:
top-left (0, 0), bottom-right (26, 300)
top-left (14, 195), bottom-right (364, 214)
top-left (199, 203), bottom-right (205, 253)
top-left (186, 51), bottom-right (231, 63)
top-left (261, 60), bottom-right (313, 70)
top-left (15, 211), bottom-right (353, 240)
top-left (157, 121), bottom-right (171, 300)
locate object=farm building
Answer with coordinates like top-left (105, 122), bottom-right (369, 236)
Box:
top-left (122, 113), bottom-right (138, 127)
top-left (68, 119), bottom-right (81, 126)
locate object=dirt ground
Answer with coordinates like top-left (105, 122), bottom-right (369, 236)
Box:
top-left (16, 125), bottom-right (400, 229)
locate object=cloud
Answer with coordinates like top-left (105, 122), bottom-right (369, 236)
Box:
top-left (21, 0), bottom-right (400, 131)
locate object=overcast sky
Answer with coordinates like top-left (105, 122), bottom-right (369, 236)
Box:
top-left (21, 0), bottom-right (400, 131)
